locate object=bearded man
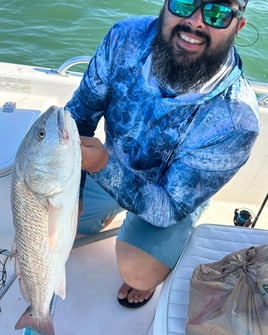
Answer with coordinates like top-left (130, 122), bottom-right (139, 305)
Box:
top-left (66, 0), bottom-right (258, 308)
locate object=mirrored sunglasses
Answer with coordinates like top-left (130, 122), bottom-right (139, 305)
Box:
top-left (168, 0), bottom-right (243, 29)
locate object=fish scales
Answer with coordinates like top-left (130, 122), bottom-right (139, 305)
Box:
top-left (11, 106), bottom-right (81, 335)
top-left (12, 179), bottom-right (55, 315)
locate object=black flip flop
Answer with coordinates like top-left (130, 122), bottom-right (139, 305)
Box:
top-left (117, 288), bottom-right (155, 309)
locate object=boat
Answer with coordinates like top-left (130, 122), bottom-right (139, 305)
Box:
top-left (0, 57), bottom-right (268, 335)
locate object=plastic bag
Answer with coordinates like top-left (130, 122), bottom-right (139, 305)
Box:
top-left (186, 245), bottom-right (268, 335)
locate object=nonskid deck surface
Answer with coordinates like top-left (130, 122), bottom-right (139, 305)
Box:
top-left (0, 218), bottom-right (159, 335)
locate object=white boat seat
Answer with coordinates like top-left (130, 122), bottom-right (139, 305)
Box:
top-left (153, 223), bottom-right (268, 335)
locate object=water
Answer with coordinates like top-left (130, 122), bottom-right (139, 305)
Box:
top-left (0, 0), bottom-right (267, 82)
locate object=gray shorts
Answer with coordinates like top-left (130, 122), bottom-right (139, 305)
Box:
top-left (79, 174), bottom-right (207, 269)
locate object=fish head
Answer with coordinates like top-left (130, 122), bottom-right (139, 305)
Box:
top-left (14, 105), bottom-right (81, 196)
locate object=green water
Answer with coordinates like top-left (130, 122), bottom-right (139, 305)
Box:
top-left (1, 1), bottom-right (267, 81)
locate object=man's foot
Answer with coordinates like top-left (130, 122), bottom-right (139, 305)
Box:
top-left (117, 283), bottom-right (155, 308)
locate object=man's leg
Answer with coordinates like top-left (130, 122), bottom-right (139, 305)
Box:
top-left (116, 204), bottom-right (207, 306)
top-left (79, 173), bottom-right (207, 306)
top-left (116, 241), bottom-right (170, 304)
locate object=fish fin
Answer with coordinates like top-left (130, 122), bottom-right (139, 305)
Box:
top-left (55, 270), bottom-right (66, 300)
top-left (15, 306), bottom-right (55, 335)
top-left (9, 239), bottom-right (18, 259)
top-left (10, 240), bottom-right (17, 259)
top-left (48, 233), bottom-right (57, 250)
top-left (47, 201), bottom-right (60, 250)
top-left (72, 199), bottom-right (79, 238)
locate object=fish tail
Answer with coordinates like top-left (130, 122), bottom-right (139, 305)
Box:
top-left (15, 306), bottom-right (55, 335)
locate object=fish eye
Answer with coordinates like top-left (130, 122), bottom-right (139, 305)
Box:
top-left (38, 128), bottom-right (46, 139)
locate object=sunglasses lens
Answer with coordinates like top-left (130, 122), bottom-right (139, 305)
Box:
top-left (169, 0), bottom-right (196, 18)
top-left (168, 1), bottom-right (236, 29)
top-left (203, 4), bottom-right (233, 28)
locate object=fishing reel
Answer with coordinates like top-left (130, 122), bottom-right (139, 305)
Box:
top-left (233, 208), bottom-right (254, 227)
top-left (0, 249), bottom-right (8, 291)
top-left (233, 194), bottom-right (268, 228)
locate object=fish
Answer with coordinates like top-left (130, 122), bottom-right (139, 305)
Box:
top-left (10, 106), bottom-right (81, 335)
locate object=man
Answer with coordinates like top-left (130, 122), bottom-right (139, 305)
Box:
top-left (66, 0), bottom-right (258, 308)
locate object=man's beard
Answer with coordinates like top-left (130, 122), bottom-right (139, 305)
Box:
top-left (151, 13), bottom-right (236, 94)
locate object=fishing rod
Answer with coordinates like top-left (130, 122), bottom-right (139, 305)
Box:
top-left (251, 193), bottom-right (268, 228)
top-left (234, 193), bottom-right (268, 228)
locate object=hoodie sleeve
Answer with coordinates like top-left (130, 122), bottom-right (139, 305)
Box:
top-left (92, 120), bottom-right (258, 227)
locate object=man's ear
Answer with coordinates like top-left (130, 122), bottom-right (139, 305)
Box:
top-left (237, 17), bottom-right (247, 34)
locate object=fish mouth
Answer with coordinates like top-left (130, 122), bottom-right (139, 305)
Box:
top-left (57, 108), bottom-right (69, 142)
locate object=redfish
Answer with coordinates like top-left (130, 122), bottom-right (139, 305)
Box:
top-left (11, 106), bottom-right (81, 335)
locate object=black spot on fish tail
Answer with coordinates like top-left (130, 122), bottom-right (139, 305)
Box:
top-left (15, 306), bottom-right (55, 335)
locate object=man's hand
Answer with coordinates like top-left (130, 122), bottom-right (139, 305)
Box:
top-left (80, 136), bottom-right (109, 173)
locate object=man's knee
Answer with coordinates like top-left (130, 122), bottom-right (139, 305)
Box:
top-left (115, 240), bottom-right (170, 290)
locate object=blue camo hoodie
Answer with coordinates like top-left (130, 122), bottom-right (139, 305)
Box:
top-left (66, 16), bottom-right (259, 228)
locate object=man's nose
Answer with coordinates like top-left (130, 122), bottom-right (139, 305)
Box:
top-left (186, 8), bottom-right (206, 29)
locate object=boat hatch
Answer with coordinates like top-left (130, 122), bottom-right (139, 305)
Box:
top-left (0, 104), bottom-right (40, 177)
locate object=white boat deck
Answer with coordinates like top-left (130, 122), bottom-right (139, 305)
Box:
top-left (0, 59), bottom-right (268, 335)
